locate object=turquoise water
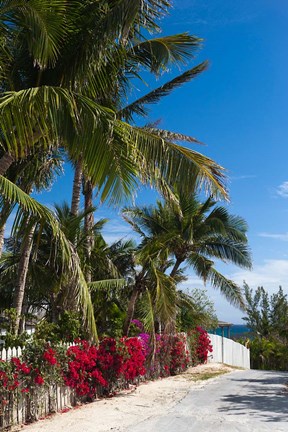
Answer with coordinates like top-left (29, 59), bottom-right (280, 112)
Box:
top-left (211, 324), bottom-right (252, 339)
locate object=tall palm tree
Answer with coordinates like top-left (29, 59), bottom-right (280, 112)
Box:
top-left (123, 193), bottom-right (252, 331)
top-left (0, 1), bottom-right (229, 340)
top-left (5, 150), bottom-right (63, 333)
top-left (0, 0), bottom-right (227, 204)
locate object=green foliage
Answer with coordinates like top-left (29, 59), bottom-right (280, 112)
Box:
top-left (243, 284), bottom-right (288, 370)
top-left (0, 0), bottom-right (250, 343)
top-left (33, 321), bottom-right (60, 344)
top-left (177, 288), bottom-right (218, 332)
top-left (33, 312), bottom-right (83, 344)
top-left (248, 337), bottom-right (288, 371)
top-left (0, 308), bottom-right (29, 348)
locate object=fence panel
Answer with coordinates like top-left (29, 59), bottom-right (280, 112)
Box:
top-left (208, 333), bottom-right (250, 369)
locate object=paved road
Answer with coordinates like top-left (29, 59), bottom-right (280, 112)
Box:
top-left (127, 370), bottom-right (288, 432)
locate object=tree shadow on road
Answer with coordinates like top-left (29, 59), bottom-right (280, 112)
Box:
top-left (218, 371), bottom-right (288, 423)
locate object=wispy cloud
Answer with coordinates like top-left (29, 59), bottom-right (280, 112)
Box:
top-left (276, 181), bottom-right (288, 198)
top-left (259, 232), bottom-right (288, 242)
top-left (229, 259), bottom-right (288, 292)
top-left (178, 259), bottom-right (288, 323)
top-left (230, 174), bottom-right (257, 181)
top-left (102, 219), bottom-right (139, 245)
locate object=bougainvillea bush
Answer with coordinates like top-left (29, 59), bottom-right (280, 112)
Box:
top-left (138, 333), bottom-right (190, 378)
top-left (0, 330), bottom-right (211, 418)
top-left (187, 326), bottom-right (213, 365)
top-left (63, 340), bottom-right (107, 398)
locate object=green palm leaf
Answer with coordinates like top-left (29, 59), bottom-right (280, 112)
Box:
top-left (89, 278), bottom-right (125, 292)
top-left (0, 175), bottom-right (98, 340)
top-left (127, 126), bottom-right (227, 199)
top-left (206, 267), bottom-right (245, 309)
top-left (120, 61), bottom-right (208, 121)
top-left (130, 33), bottom-right (203, 73)
top-left (0, 0), bottom-right (71, 68)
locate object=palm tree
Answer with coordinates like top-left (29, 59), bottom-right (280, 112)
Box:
top-left (0, 201), bottom-right (130, 336)
top-left (4, 150), bottom-right (63, 333)
top-left (0, 0), bottom-right (227, 203)
top-left (0, 1), bottom-right (230, 340)
top-left (123, 193), bottom-right (252, 331)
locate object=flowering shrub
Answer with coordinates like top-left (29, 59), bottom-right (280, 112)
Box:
top-left (138, 333), bottom-right (190, 378)
top-left (188, 326), bottom-right (213, 365)
top-left (0, 330), bottom-right (209, 415)
top-left (20, 342), bottom-right (65, 390)
top-left (97, 338), bottom-right (124, 389)
top-left (63, 340), bottom-right (107, 398)
top-left (170, 334), bottom-right (190, 375)
top-left (121, 337), bottom-right (146, 380)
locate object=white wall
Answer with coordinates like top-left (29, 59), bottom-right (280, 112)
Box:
top-left (208, 334), bottom-right (250, 369)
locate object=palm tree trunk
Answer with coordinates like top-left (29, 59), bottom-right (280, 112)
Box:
top-left (170, 257), bottom-right (183, 279)
top-left (19, 300), bottom-right (28, 335)
top-left (70, 159), bottom-right (83, 216)
top-left (0, 153), bottom-right (14, 176)
top-left (123, 285), bottom-right (140, 336)
top-left (83, 178), bottom-right (94, 283)
top-left (169, 257), bottom-right (184, 334)
top-left (0, 224), bottom-right (6, 257)
top-left (13, 220), bottom-right (36, 335)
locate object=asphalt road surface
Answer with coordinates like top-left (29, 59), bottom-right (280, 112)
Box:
top-left (127, 369), bottom-right (288, 432)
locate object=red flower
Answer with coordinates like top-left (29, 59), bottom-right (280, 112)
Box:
top-left (43, 348), bottom-right (58, 365)
top-left (21, 387), bottom-right (29, 393)
top-left (34, 374), bottom-right (44, 385)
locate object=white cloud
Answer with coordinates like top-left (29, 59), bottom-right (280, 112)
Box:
top-left (230, 174), bottom-right (257, 181)
top-left (229, 259), bottom-right (288, 292)
top-left (259, 232), bottom-right (288, 241)
top-left (178, 259), bottom-right (288, 324)
top-left (276, 181), bottom-right (288, 198)
top-left (102, 219), bottom-right (139, 245)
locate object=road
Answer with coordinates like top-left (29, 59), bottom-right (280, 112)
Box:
top-left (127, 370), bottom-right (288, 432)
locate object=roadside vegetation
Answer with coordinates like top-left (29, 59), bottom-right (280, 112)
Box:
top-left (241, 284), bottom-right (288, 371)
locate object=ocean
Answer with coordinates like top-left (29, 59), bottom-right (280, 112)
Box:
top-left (212, 324), bottom-right (252, 339)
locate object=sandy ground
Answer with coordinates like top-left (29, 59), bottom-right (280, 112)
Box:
top-left (18, 363), bottom-right (235, 432)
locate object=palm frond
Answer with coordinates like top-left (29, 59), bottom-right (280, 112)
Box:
top-left (0, 176), bottom-right (98, 340)
top-left (89, 278), bottom-right (126, 292)
top-left (0, 0), bottom-right (72, 68)
top-left (129, 33), bottom-right (203, 74)
top-left (125, 126), bottom-right (228, 200)
top-left (120, 61), bottom-right (208, 120)
top-left (138, 288), bottom-right (156, 359)
top-left (207, 267), bottom-right (245, 309)
top-left (150, 259), bottom-right (176, 325)
top-left (200, 238), bottom-right (252, 269)
top-left (141, 128), bottom-right (203, 145)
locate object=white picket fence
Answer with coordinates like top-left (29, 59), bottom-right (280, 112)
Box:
top-left (208, 333), bottom-right (250, 369)
top-left (0, 343), bottom-right (76, 361)
top-left (0, 343), bottom-right (78, 431)
top-left (0, 346), bottom-right (23, 361)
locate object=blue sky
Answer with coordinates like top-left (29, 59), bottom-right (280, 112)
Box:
top-left (29, 0), bottom-right (288, 323)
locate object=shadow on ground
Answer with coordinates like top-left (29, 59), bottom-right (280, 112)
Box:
top-left (219, 371), bottom-right (288, 423)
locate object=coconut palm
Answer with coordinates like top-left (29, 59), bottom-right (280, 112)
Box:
top-left (0, 1), bottom-right (230, 340)
top-left (123, 193), bottom-right (252, 332)
top-left (0, 201), bottom-right (131, 335)
top-left (0, 150), bottom-right (63, 333)
top-left (0, 0), bottom-right (227, 204)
